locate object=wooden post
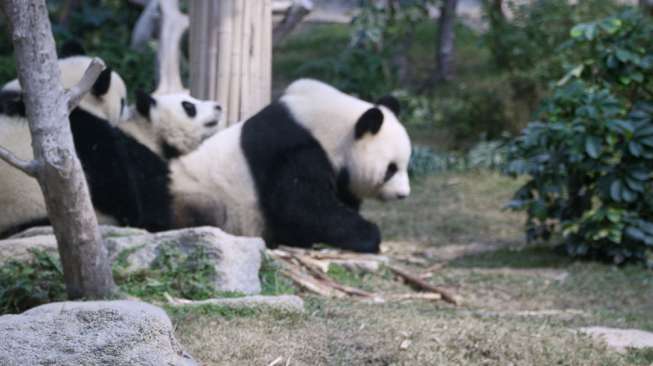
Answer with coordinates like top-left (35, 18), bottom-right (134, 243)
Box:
top-left (0, 0), bottom-right (116, 299)
top-left (436, 0), bottom-right (458, 82)
top-left (189, 0), bottom-right (273, 125)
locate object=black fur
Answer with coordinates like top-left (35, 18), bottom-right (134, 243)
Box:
top-left (182, 101), bottom-right (197, 118)
top-left (92, 67), bottom-right (112, 97)
top-left (241, 102), bottom-right (381, 253)
top-left (69, 108), bottom-right (173, 232)
top-left (59, 40), bottom-right (86, 58)
top-left (136, 90), bottom-right (156, 120)
top-left (161, 141), bottom-right (182, 160)
top-left (355, 107), bottom-right (384, 139)
top-left (0, 90), bottom-right (25, 117)
top-left (376, 95), bottom-right (401, 116)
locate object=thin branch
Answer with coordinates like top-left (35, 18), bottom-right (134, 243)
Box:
top-left (66, 58), bottom-right (105, 112)
top-left (0, 145), bottom-right (39, 177)
top-left (273, 0), bottom-right (313, 46)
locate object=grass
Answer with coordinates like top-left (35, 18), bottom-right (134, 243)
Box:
top-left (175, 171), bottom-right (653, 365)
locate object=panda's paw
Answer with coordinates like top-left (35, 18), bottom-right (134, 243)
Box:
top-left (352, 222), bottom-right (381, 254)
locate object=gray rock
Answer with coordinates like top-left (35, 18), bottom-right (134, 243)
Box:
top-left (169, 294), bottom-right (305, 313)
top-left (0, 300), bottom-right (197, 366)
top-left (578, 326), bottom-right (653, 352)
top-left (0, 226), bottom-right (266, 294)
top-left (107, 227), bottom-right (265, 294)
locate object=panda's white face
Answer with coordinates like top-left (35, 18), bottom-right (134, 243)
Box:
top-left (137, 92), bottom-right (224, 156)
top-left (347, 106), bottom-right (412, 202)
top-left (2, 56), bottom-right (128, 126)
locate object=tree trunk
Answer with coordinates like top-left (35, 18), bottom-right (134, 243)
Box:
top-left (189, 0), bottom-right (272, 125)
top-left (0, 0), bottom-right (116, 299)
top-left (641, 0), bottom-right (653, 16)
top-left (436, 0), bottom-right (458, 82)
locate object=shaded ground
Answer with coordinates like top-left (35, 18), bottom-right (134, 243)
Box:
top-left (174, 172), bottom-right (653, 365)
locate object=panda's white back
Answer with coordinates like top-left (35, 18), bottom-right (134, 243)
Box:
top-left (169, 121), bottom-right (264, 236)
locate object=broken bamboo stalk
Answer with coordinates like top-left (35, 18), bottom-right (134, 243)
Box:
top-left (388, 265), bottom-right (459, 305)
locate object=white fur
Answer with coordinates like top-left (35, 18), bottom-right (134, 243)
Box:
top-left (121, 93), bottom-right (224, 157)
top-left (0, 116), bottom-right (45, 233)
top-left (3, 56), bottom-right (128, 125)
top-left (0, 92), bottom-right (222, 235)
top-left (283, 79), bottom-right (411, 200)
top-left (170, 79), bottom-right (412, 237)
top-left (170, 122), bottom-right (265, 236)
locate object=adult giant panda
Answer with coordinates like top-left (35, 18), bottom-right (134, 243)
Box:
top-left (168, 78), bottom-right (411, 253)
top-left (0, 87), bottom-right (224, 237)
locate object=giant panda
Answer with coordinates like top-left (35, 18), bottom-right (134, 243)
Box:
top-left (0, 86), bottom-right (224, 237)
top-left (167, 78), bottom-right (411, 253)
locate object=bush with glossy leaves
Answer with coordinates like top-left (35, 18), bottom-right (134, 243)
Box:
top-left (505, 9), bottom-right (653, 266)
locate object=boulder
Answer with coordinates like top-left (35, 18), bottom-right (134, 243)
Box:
top-left (0, 300), bottom-right (197, 366)
top-left (578, 326), bottom-right (653, 352)
top-left (0, 226), bottom-right (266, 294)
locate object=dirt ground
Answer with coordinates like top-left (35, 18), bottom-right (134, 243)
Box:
top-left (173, 172), bottom-right (653, 366)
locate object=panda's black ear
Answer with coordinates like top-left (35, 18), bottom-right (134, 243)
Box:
top-left (91, 67), bottom-right (112, 97)
top-left (0, 90), bottom-right (26, 117)
top-left (376, 95), bottom-right (400, 116)
top-left (135, 89), bottom-right (156, 120)
top-left (59, 40), bottom-right (86, 58)
top-left (355, 107), bottom-right (384, 139)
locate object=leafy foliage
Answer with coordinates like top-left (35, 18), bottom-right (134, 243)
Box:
top-left (259, 254), bottom-right (295, 296)
top-left (0, 1), bottom-right (156, 97)
top-left (505, 9), bottom-right (653, 266)
top-left (0, 250), bottom-right (67, 314)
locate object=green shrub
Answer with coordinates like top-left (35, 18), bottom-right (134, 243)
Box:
top-left (0, 250), bottom-right (67, 314)
top-left (505, 9), bottom-right (653, 266)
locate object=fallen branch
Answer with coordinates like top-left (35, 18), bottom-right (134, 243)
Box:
top-left (388, 264), bottom-right (459, 305)
top-left (65, 58), bottom-right (106, 112)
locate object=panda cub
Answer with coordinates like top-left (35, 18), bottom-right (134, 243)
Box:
top-left (169, 79), bottom-right (411, 253)
top-left (0, 77), bottom-right (223, 237)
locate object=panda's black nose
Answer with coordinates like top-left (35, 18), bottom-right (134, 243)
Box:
top-left (396, 193), bottom-right (407, 200)
top-left (214, 105), bottom-right (222, 111)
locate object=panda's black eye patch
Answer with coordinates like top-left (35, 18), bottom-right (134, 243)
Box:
top-left (384, 162), bottom-right (398, 182)
top-left (182, 101), bottom-right (197, 118)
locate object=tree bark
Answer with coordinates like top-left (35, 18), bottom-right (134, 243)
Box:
top-left (436, 0), bottom-right (458, 82)
top-left (0, 0), bottom-right (116, 299)
top-left (189, 0), bottom-right (272, 125)
top-left (272, 0), bottom-right (313, 46)
top-left (153, 0), bottom-right (188, 94)
top-left (641, 0), bottom-right (653, 16)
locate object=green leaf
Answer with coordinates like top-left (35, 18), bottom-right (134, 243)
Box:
top-left (570, 24), bottom-right (585, 38)
top-left (610, 179), bottom-right (623, 202)
top-left (585, 136), bottom-right (602, 158)
top-left (626, 226), bottom-right (647, 242)
top-left (622, 187), bottom-right (636, 202)
top-left (625, 176), bottom-right (645, 192)
top-left (629, 141), bottom-right (643, 157)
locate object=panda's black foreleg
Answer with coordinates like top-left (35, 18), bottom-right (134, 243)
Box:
top-left (263, 149), bottom-right (381, 253)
